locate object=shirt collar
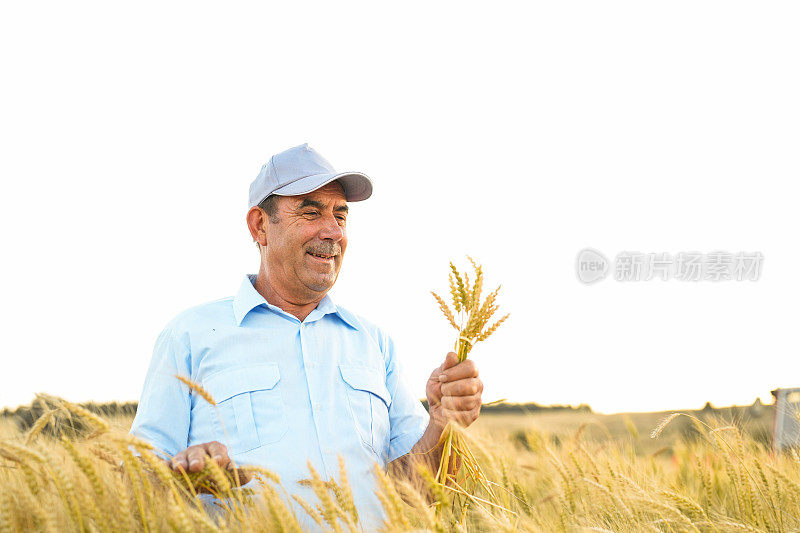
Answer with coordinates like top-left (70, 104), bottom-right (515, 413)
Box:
top-left (233, 274), bottom-right (359, 331)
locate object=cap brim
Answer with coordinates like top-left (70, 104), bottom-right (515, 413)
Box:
top-left (271, 171), bottom-right (373, 202)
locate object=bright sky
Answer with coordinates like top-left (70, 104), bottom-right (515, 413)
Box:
top-left (2, 2), bottom-right (799, 414)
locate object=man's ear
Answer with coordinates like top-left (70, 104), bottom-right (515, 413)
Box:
top-left (246, 207), bottom-right (269, 248)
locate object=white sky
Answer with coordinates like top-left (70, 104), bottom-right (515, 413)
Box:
top-left (1, 1), bottom-right (798, 414)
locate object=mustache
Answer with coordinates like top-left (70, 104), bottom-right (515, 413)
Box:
top-left (306, 242), bottom-right (341, 256)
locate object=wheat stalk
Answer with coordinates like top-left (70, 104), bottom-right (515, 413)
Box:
top-left (24, 409), bottom-right (56, 444)
top-left (428, 257), bottom-right (511, 520)
top-left (174, 375), bottom-right (217, 406)
top-left (650, 413), bottom-right (681, 439)
top-left (436, 258), bottom-right (509, 362)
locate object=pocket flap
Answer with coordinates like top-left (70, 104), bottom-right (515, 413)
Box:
top-left (339, 365), bottom-right (391, 407)
top-left (203, 363), bottom-right (280, 403)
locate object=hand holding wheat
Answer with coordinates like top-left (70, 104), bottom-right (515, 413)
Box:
top-left (427, 257), bottom-right (507, 431)
top-left (426, 351), bottom-right (482, 429)
top-left (168, 440), bottom-right (253, 490)
top-left (171, 375), bottom-right (254, 492)
top-left (427, 257), bottom-right (510, 520)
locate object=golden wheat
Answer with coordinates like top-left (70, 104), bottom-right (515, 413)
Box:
top-left (428, 258), bottom-right (512, 523)
top-left (174, 375), bottom-right (217, 406)
top-left (1, 391), bottom-right (799, 531)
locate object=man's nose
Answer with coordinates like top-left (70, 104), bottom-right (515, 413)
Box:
top-left (318, 214), bottom-right (344, 241)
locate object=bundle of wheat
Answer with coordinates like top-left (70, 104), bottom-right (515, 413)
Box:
top-left (430, 257), bottom-right (510, 523)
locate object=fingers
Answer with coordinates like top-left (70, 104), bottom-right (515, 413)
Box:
top-left (437, 359), bottom-right (478, 383)
top-left (428, 352), bottom-right (482, 428)
top-left (206, 441), bottom-right (231, 470)
top-left (442, 351), bottom-right (459, 371)
top-left (441, 395), bottom-right (481, 412)
top-left (440, 377), bottom-right (483, 397)
top-left (186, 446), bottom-right (208, 472)
top-left (169, 441), bottom-right (230, 473)
top-left (231, 467), bottom-right (254, 486)
top-left (427, 355), bottom-right (454, 405)
top-left (170, 449), bottom-right (189, 471)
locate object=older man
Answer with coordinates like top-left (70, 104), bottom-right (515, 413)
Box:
top-left (129, 144), bottom-right (483, 528)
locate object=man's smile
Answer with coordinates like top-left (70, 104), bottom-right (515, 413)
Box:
top-left (305, 240), bottom-right (342, 266)
top-left (306, 251), bottom-right (337, 263)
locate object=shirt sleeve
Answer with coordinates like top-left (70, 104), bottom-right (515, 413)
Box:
top-left (129, 323), bottom-right (192, 461)
top-left (381, 331), bottom-right (430, 462)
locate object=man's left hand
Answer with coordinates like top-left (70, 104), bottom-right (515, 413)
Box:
top-left (425, 351), bottom-right (483, 429)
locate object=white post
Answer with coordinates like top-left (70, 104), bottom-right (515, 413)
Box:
top-left (773, 388), bottom-right (800, 451)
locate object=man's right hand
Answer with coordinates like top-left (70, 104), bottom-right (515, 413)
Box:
top-left (167, 441), bottom-right (253, 488)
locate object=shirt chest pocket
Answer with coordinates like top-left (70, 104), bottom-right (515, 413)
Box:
top-left (339, 364), bottom-right (391, 459)
top-left (203, 363), bottom-right (288, 454)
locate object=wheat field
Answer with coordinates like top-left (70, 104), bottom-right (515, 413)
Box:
top-left (1, 395), bottom-right (799, 532)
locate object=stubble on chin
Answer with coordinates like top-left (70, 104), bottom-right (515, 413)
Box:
top-left (301, 267), bottom-right (338, 293)
top-left (299, 252), bottom-right (344, 293)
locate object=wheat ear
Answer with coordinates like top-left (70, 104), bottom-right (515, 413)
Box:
top-left (174, 375), bottom-right (217, 406)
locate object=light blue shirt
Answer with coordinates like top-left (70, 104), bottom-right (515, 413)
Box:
top-left (129, 274), bottom-right (430, 529)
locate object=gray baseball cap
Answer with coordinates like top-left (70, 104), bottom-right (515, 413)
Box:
top-left (248, 143), bottom-right (373, 208)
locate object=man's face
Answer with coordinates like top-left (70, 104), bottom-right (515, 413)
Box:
top-left (262, 181), bottom-right (349, 298)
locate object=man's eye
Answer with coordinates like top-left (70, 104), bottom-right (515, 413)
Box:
top-left (303, 211), bottom-right (319, 216)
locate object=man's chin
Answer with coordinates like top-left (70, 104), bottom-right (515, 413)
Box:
top-left (299, 260), bottom-right (341, 293)
top-left (302, 275), bottom-right (338, 294)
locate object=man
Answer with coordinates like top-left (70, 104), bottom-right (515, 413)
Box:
top-left (129, 143), bottom-right (483, 528)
